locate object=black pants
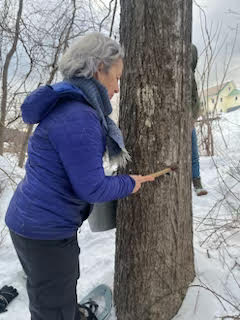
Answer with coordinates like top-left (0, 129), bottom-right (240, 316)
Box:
top-left (10, 230), bottom-right (81, 320)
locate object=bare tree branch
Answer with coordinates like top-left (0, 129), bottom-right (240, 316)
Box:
top-left (109, 0), bottom-right (118, 37)
top-left (99, 0), bottom-right (114, 32)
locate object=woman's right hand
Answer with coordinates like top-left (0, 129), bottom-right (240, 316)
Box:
top-left (130, 175), bottom-right (155, 193)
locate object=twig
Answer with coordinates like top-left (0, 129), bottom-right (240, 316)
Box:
top-left (0, 167), bottom-right (17, 185)
top-left (219, 315), bottom-right (240, 319)
top-left (190, 284), bottom-right (240, 312)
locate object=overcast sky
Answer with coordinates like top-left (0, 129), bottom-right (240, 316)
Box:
top-left (192, 0), bottom-right (240, 87)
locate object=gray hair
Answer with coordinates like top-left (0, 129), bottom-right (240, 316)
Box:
top-left (59, 32), bottom-right (124, 79)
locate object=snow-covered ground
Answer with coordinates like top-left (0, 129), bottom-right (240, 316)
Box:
top-left (0, 110), bottom-right (240, 320)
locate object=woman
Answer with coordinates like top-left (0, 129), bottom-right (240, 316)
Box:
top-left (191, 44), bottom-right (208, 196)
top-left (5, 32), bottom-right (154, 320)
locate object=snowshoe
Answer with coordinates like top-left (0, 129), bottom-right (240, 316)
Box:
top-left (79, 284), bottom-right (112, 320)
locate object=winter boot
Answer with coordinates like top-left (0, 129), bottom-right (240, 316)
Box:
top-left (193, 177), bottom-right (208, 196)
top-left (78, 301), bottom-right (98, 320)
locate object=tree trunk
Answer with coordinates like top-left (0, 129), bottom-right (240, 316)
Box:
top-left (18, 124), bottom-right (33, 168)
top-left (0, 0), bottom-right (23, 155)
top-left (114, 1), bottom-right (195, 320)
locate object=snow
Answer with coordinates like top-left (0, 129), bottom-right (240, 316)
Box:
top-left (1, 110), bottom-right (240, 320)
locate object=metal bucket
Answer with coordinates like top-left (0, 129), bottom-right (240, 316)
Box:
top-left (88, 200), bottom-right (117, 232)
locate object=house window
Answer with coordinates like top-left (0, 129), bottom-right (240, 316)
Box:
top-left (211, 99), bottom-right (214, 103)
top-left (235, 96), bottom-right (238, 101)
top-left (220, 97), bottom-right (223, 102)
top-left (229, 87), bottom-right (231, 91)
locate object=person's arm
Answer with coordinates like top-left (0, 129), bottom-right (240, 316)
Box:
top-left (48, 109), bottom-right (135, 203)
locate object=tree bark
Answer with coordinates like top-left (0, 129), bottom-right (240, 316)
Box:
top-left (18, 124), bottom-right (33, 168)
top-left (114, 1), bottom-right (195, 320)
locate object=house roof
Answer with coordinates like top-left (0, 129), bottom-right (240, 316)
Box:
top-left (203, 81), bottom-right (231, 97)
top-left (229, 89), bottom-right (240, 96)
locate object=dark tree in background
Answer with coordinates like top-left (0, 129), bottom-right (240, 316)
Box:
top-left (114, 1), bottom-right (195, 319)
top-left (0, 0), bottom-right (23, 155)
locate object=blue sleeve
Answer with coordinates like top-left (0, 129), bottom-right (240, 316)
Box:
top-left (48, 108), bottom-right (135, 203)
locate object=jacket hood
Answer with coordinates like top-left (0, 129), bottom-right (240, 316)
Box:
top-left (21, 82), bottom-right (87, 124)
